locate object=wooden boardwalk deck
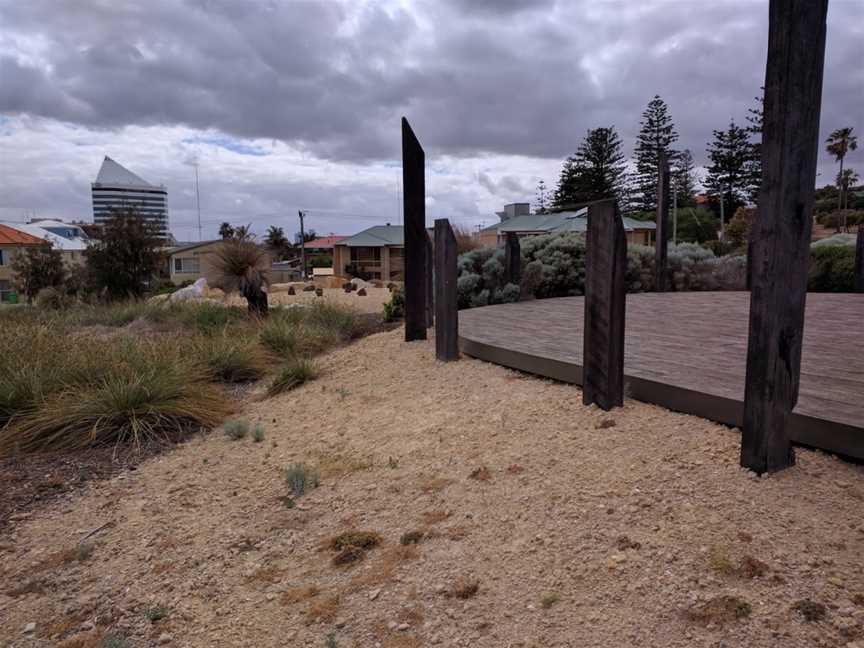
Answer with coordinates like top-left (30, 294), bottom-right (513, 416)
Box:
top-left (459, 292), bottom-right (864, 460)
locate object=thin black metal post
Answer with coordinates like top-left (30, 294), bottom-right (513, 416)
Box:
top-left (855, 226), bottom-right (864, 293)
top-left (434, 219), bottom-right (458, 361)
top-left (425, 234), bottom-right (434, 328)
top-left (741, 0), bottom-right (828, 474)
top-left (583, 199), bottom-right (627, 411)
top-left (402, 117), bottom-right (427, 341)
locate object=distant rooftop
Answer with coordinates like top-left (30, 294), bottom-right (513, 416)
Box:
top-left (93, 156), bottom-right (162, 189)
top-left (0, 223), bottom-right (44, 246)
top-left (496, 209), bottom-right (656, 234)
top-left (337, 225), bottom-right (404, 247)
top-left (303, 235), bottom-right (347, 249)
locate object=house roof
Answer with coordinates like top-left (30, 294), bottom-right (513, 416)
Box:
top-left (0, 222), bottom-right (89, 251)
top-left (302, 235), bottom-right (346, 249)
top-left (93, 156), bottom-right (158, 188)
top-left (496, 209), bottom-right (656, 234)
top-left (167, 240), bottom-right (222, 256)
top-left (0, 224), bottom-right (44, 246)
top-left (336, 225), bottom-right (404, 247)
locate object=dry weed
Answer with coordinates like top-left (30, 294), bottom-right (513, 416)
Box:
top-left (421, 510), bottom-right (451, 525)
top-left (418, 475), bottom-right (451, 493)
top-left (792, 599), bottom-right (827, 622)
top-left (348, 544), bottom-right (420, 590)
top-left (281, 585), bottom-right (320, 606)
top-left (447, 576), bottom-right (480, 599)
top-left (468, 466), bottom-right (492, 481)
top-left (246, 566), bottom-right (286, 584)
top-left (686, 595), bottom-right (752, 625)
top-left (316, 452), bottom-right (372, 478)
top-left (305, 594), bottom-right (340, 625)
top-left (56, 631), bottom-right (105, 648)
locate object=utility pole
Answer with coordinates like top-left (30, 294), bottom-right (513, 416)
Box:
top-left (719, 187), bottom-right (725, 241)
top-left (298, 210), bottom-right (307, 279)
top-left (194, 162), bottom-right (202, 241)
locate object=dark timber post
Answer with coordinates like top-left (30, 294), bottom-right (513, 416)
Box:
top-left (655, 152), bottom-right (670, 292)
top-left (434, 219), bottom-right (458, 361)
top-left (583, 199), bottom-right (627, 411)
top-left (741, 0), bottom-right (828, 474)
top-left (505, 232), bottom-right (521, 285)
top-left (402, 117), bottom-right (427, 341)
top-left (855, 226), bottom-right (864, 293)
top-left (425, 234), bottom-right (434, 327)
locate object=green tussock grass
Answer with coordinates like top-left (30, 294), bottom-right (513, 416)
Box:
top-left (194, 333), bottom-right (267, 383)
top-left (267, 358), bottom-right (318, 396)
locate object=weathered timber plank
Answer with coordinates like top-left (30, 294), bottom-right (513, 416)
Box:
top-left (741, 0), bottom-right (828, 473)
top-left (655, 152), bottom-right (670, 292)
top-left (434, 219), bottom-right (458, 361)
top-left (505, 232), bottom-right (521, 286)
top-left (582, 199), bottom-right (627, 410)
top-left (402, 117), bottom-right (427, 341)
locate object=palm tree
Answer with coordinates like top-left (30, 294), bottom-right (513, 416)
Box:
top-left (265, 225), bottom-right (291, 260)
top-left (218, 222), bottom-right (235, 240)
top-left (826, 127), bottom-right (858, 229)
top-left (837, 168), bottom-right (860, 210)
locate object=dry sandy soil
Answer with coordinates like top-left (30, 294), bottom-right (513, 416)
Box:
top-left (2, 329), bottom-right (864, 647)
top-left (225, 286), bottom-right (392, 314)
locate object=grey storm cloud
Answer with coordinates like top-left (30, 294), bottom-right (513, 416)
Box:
top-left (1, 0), bottom-right (861, 169)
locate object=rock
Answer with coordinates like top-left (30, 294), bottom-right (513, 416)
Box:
top-left (315, 288), bottom-right (324, 297)
top-left (80, 620), bottom-right (95, 631)
top-left (369, 588), bottom-right (381, 601)
top-left (23, 622), bottom-right (36, 634)
top-left (303, 285), bottom-right (316, 292)
top-left (387, 621), bottom-right (398, 631)
top-left (357, 288), bottom-right (367, 296)
top-left (170, 277), bottom-right (208, 302)
top-left (158, 632), bottom-right (173, 644)
top-left (287, 286), bottom-right (296, 295)
top-left (265, 593), bottom-right (277, 601)
top-left (397, 623), bottom-right (410, 631)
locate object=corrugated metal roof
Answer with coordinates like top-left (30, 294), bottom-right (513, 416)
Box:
top-left (167, 240), bottom-right (222, 255)
top-left (0, 224), bottom-right (45, 245)
top-left (496, 209), bottom-right (656, 234)
top-left (337, 225), bottom-right (404, 247)
top-left (93, 156), bottom-right (157, 188)
top-left (303, 235), bottom-right (346, 249)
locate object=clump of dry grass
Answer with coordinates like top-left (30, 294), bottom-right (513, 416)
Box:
top-left (418, 475), bottom-right (451, 493)
top-left (316, 452), bottom-right (372, 478)
top-left (686, 595), bottom-right (752, 625)
top-left (453, 223), bottom-right (482, 255)
top-left (348, 544), bottom-right (420, 590)
top-left (246, 566), bottom-right (286, 584)
top-left (36, 542), bottom-right (94, 571)
top-left (281, 585), bottom-right (320, 606)
top-left (447, 576), bottom-right (480, 599)
top-left (792, 599), bottom-right (827, 622)
top-left (616, 535), bottom-right (642, 551)
top-left (304, 594), bottom-right (340, 625)
top-left (708, 547), bottom-right (769, 578)
top-left (400, 530), bottom-right (424, 545)
top-left (421, 509), bottom-right (451, 525)
top-left (540, 592), bottom-right (561, 608)
top-left (468, 466), bottom-right (492, 481)
top-left (325, 530), bottom-right (383, 567)
top-left (6, 578), bottom-right (46, 597)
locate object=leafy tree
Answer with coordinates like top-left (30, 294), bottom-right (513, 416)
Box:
top-left (11, 242), bottom-right (66, 303)
top-left (265, 225), bottom-right (292, 260)
top-left (85, 208), bottom-right (164, 300)
top-left (671, 149), bottom-right (699, 207)
top-left (633, 95), bottom-right (679, 212)
top-left (552, 126), bottom-right (627, 208)
top-left (826, 127), bottom-right (858, 225)
top-left (724, 206), bottom-right (756, 247)
top-left (744, 90), bottom-right (764, 203)
top-left (218, 222), bottom-right (235, 240)
top-left (534, 179), bottom-right (549, 214)
top-left (704, 120), bottom-right (752, 217)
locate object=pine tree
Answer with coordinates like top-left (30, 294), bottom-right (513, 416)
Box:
top-left (534, 180), bottom-right (549, 214)
top-left (704, 121), bottom-right (752, 213)
top-left (633, 95), bottom-right (679, 212)
top-left (744, 90), bottom-right (764, 203)
top-left (552, 127), bottom-right (627, 208)
top-left (671, 149), bottom-right (699, 207)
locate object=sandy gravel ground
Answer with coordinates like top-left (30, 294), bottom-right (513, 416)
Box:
top-left (224, 286), bottom-right (391, 314)
top-left (2, 329), bottom-right (864, 647)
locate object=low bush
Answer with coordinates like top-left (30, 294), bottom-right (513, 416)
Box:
top-left (195, 334), bottom-right (267, 383)
top-left (383, 287), bottom-right (405, 322)
top-left (224, 419), bottom-right (250, 440)
top-left (808, 245), bottom-right (856, 292)
top-left (285, 462), bottom-right (320, 497)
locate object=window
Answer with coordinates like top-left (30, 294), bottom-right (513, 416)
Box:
top-left (0, 249), bottom-right (5, 266)
top-left (0, 279), bottom-right (10, 302)
top-left (173, 257), bottom-right (200, 273)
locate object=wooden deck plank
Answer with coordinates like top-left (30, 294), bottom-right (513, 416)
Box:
top-left (459, 292), bottom-right (864, 459)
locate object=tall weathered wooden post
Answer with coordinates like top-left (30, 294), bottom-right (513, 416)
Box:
top-left (855, 226), bottom-right (864, 293)
top-left (505, 232), bottom-right (521, 286)
top-left (741, 0), bottom-right (828, 473)
top-left (583, 199), bottom-right (627, 411)
top-left (434, 219), bottom-right (458, 361)
top-left (402, 117), bottom-right (427, 341)
top-left (655, 152), bottom-right (670, 292)
top-left (425, 234), bottom-right (434, 328)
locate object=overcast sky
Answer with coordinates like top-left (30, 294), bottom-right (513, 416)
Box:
top-left (0, 0), bottom-right (861, 241)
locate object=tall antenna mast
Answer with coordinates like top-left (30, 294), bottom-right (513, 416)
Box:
top-left (194, 161), bottom-right (202, 241)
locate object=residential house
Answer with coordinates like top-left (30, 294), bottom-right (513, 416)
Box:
top-left (482, 204), bottom-right (656, 247)
top-left (332, 225), bottom-right (404, 281)
top-left (0, 224), bottom-right (45, 302)
top-left (167, 240), bottom-right (273, 286)
top-left (0, 219), bottom-right (90, 267)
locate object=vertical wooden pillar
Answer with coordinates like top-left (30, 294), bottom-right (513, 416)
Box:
top-left (402, 117), bottom-right (427, 341)
top-left (855, 226), bottom-right (864, 293)
top-left (434, 219), bottom-right (458, 361)
top-left (741, 0), bottom-right (828, 474)
top-left (583, 199), bottom-right (627, 411)
top-left (425, 234), bottom-right (434, 328)
top-left (655, 152), bottom-right (670, 292)
top-left (505, 232), bottom-right (521, 285)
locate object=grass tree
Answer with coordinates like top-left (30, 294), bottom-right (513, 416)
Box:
top-left (213, 238), bottom-right (271, 317)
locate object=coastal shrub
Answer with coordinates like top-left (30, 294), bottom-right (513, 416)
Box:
top-left (383, 287), bottom-right (405, 321)
top-left (224, 419), bottom-right (250, 440)
top-left (285, 462), bottom-right (320, 497)
top-left (808, 246), bottom-right (855, 292)
top-left (195, 334), bottom-right (267, 383)
top-left (268, 357), bottom-right (318, 396)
